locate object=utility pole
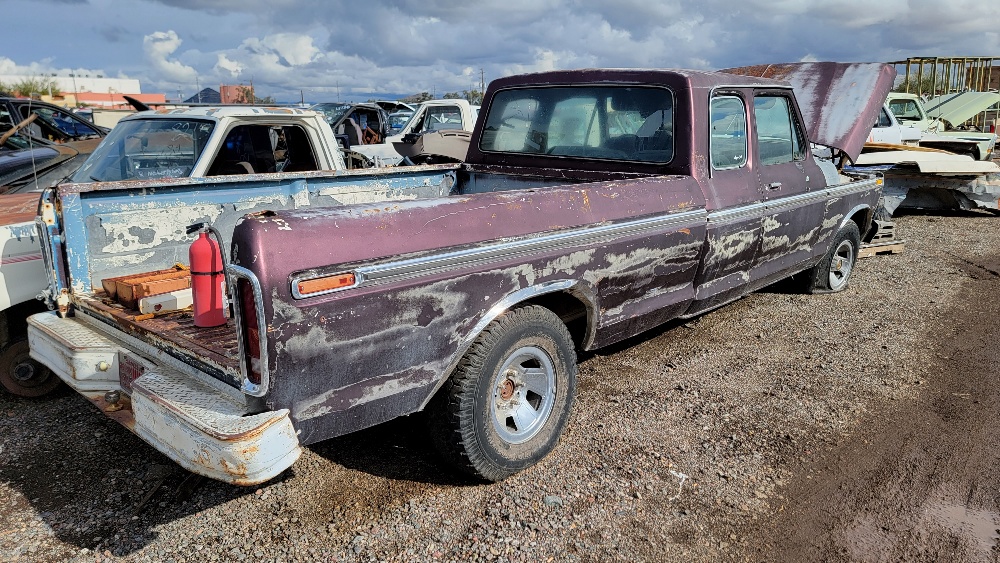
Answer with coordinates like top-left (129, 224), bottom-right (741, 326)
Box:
top-left (480, 68), bottom-right (485, 97)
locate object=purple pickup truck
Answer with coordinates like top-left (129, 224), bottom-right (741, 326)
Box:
top-left (28, 63), bottom-right (894, 484)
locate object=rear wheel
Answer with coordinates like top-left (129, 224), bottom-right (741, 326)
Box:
top-left (806, 222), bottom-right (861, 293)
top-left (0, 338), bottom-right (60, 397)
top-left (428, 305), bottom-right (576, 481)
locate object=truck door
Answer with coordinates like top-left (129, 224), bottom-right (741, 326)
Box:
top-left (750, 90), bottom-right (825, 284)
top-left (688, 92), bottom-right (764, 315)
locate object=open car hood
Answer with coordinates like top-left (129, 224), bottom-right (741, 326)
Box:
top-left (721, 62), bottom-right (896, 163)
top-left (922, 92), bottom-right (1000, 129)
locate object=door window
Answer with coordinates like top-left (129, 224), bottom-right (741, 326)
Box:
top-left (753, 95), bottom-right (804, 166)
top-left (710, 96), bottom-right (747, 169)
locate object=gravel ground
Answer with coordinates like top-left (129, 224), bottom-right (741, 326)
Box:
top-left (2, 210), bottom-right (999, 562)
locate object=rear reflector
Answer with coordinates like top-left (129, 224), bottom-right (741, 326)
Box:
top-left (296, 272), bottom-right (356, 297)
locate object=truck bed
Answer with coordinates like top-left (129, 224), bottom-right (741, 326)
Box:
top-left (82, 295), bottom-right (240, 375)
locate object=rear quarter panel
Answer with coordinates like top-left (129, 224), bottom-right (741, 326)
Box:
top-left (231, 177), bottom-right (708, 444)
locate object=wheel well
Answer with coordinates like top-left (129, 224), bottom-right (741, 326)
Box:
top-left (0, 300), bottom-right (48, 348)
top-left (850, 207), bottom-right (875, 243)
top-left (518, 291), bottom-right (590, 350)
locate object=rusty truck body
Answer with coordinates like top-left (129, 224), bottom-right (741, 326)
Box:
top-left (27, 64), bottom-right (893, 485)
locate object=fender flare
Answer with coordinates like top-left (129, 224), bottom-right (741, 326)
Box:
top-left (417, 279), bottom-right (598, 410)
top-left (839, 203), bottom-right (873, 233)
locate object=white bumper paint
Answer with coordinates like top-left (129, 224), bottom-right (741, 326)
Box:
top-left (26, 311), bottom-right (301, 485)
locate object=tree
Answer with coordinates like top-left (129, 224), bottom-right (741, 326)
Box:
top-left (443, 92), bottom-right (462, 99)
top-left (232, 84), bottom-right (275, 104)
top-left (11, 76), bottom-right (60, 98)
top-left (400, 92), bottom-right (433, 104)
top-left (233, 85), bottom-right (255, 104)
top-left (893, 76), bottom-right (938, 95)
top-left (462, 89), bottom-right (484, 105)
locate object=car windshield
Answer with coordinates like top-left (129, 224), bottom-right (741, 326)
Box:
top-left (310, 103), bottom-right (352, 125)
top-left (389, 112), bottom-right (412, 131)
top-left (888, 99), bottom-right (924, 122)
top-left (479, 86), bottom-right (674, 163)
top-left (71, 118), bottom-right (214, 182)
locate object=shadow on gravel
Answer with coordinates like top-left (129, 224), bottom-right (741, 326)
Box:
top-left (0, 388), bottom-right (256, 558)
top-left (307, 415), bottom-right (479, 487)
top-left (890, 207), bottom-right (999, 219)
top-left (0, 385), bottom-right (481, 560)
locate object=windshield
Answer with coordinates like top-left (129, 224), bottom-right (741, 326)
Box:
top-left (310, 103), bottom-right (352, 126)
top-left (71, 118), bottom-right (214, 182)
top-left (888, 99), bottom-right (924, 122)
top-left (389, 112), bottom-right (412, 132)
top-left (479, 86), bottom-right (673, 163)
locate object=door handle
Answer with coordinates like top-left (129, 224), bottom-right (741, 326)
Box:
top-left (765, 182), bottom-right (782, 191)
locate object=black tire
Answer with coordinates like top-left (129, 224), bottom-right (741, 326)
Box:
top-left (428, 305), bottom-right (577, 481)
top-left (806, 222), bottom-right (861, 294)
top-left (0, 338), bottom-right (61, 398)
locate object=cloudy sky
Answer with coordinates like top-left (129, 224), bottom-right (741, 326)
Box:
top-left (3, 0), bottom-right (997, 103)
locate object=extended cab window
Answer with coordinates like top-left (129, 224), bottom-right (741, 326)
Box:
top-left (710, 96), bottom-right (747, 169)
top-left (480, 86), bottom-right (673, 163)
top-left (71, 119), bottom-right (215, 182)
top-left (753, 95), bottom-right (805, 165)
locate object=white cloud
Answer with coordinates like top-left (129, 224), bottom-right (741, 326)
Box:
top-left (214, 54), bottom-right (245, 78)
top-left (261, 33), bottom-right (320, 66)
top-left (5, 0), bottom-right (1000, 102)
top-left (143, 31), bottom-right (198, 84)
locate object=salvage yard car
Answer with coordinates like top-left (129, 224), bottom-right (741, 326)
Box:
top-left (0, 97), bottom-right (108, 143)
top-left (0, 106), bottom-right (349, 397)
top-left (27, 63), bottom-right (892, 485)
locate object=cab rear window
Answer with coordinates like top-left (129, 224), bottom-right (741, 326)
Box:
top-left (480, 86), bottom-right (673, 163)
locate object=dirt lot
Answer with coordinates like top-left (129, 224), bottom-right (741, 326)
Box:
top-left (1, 211), bottom-right (999, 562)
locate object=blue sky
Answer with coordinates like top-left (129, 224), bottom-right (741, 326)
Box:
top-left (4, 0), bottom-right (997, 103)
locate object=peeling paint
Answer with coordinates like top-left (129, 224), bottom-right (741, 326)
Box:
top-left (96, 206), bottom-right (224, 254)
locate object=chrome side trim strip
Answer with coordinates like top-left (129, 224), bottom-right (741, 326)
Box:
top-left (826, 176), bottom-right (878, 199)
top-left (707, 202), bottom-right (765, 224)
top-left (764, 176), bottom-right (878, 213)
top-left (290, 175), bottom-right (878, 297)
top-left (292, 209), bottom-right (707, 296)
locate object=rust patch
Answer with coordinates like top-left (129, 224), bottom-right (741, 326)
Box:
top-left (218, 457), bottom-right (249, 478)
top-left (86, 393), bottom-right (137, 430)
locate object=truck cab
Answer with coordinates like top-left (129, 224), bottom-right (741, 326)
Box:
top-left (886, 92), bottom-right (996, 160)
top-left (71, 107), bottom-right (345, 183)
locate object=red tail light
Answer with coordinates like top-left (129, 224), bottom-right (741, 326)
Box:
top-left (238, 278), bottom-right (262, 385)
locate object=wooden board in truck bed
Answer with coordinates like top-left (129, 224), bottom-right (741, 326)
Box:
top-left (82, 295), bottom-right (240, 373)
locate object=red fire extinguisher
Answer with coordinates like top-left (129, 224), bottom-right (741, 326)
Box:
top-left (187, 222), bottom-right (229, 327)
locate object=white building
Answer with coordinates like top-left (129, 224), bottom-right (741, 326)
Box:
top-left (0, 74), bottom-right (142, 96)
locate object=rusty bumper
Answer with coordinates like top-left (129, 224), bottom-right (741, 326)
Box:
top-left (26, 311), bottom-right (301, 485)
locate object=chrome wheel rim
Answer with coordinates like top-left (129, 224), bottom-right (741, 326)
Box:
top-left (490, 346), bottom-right (556, 444)
top-left (828, 239), bottom-right (855, 291)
